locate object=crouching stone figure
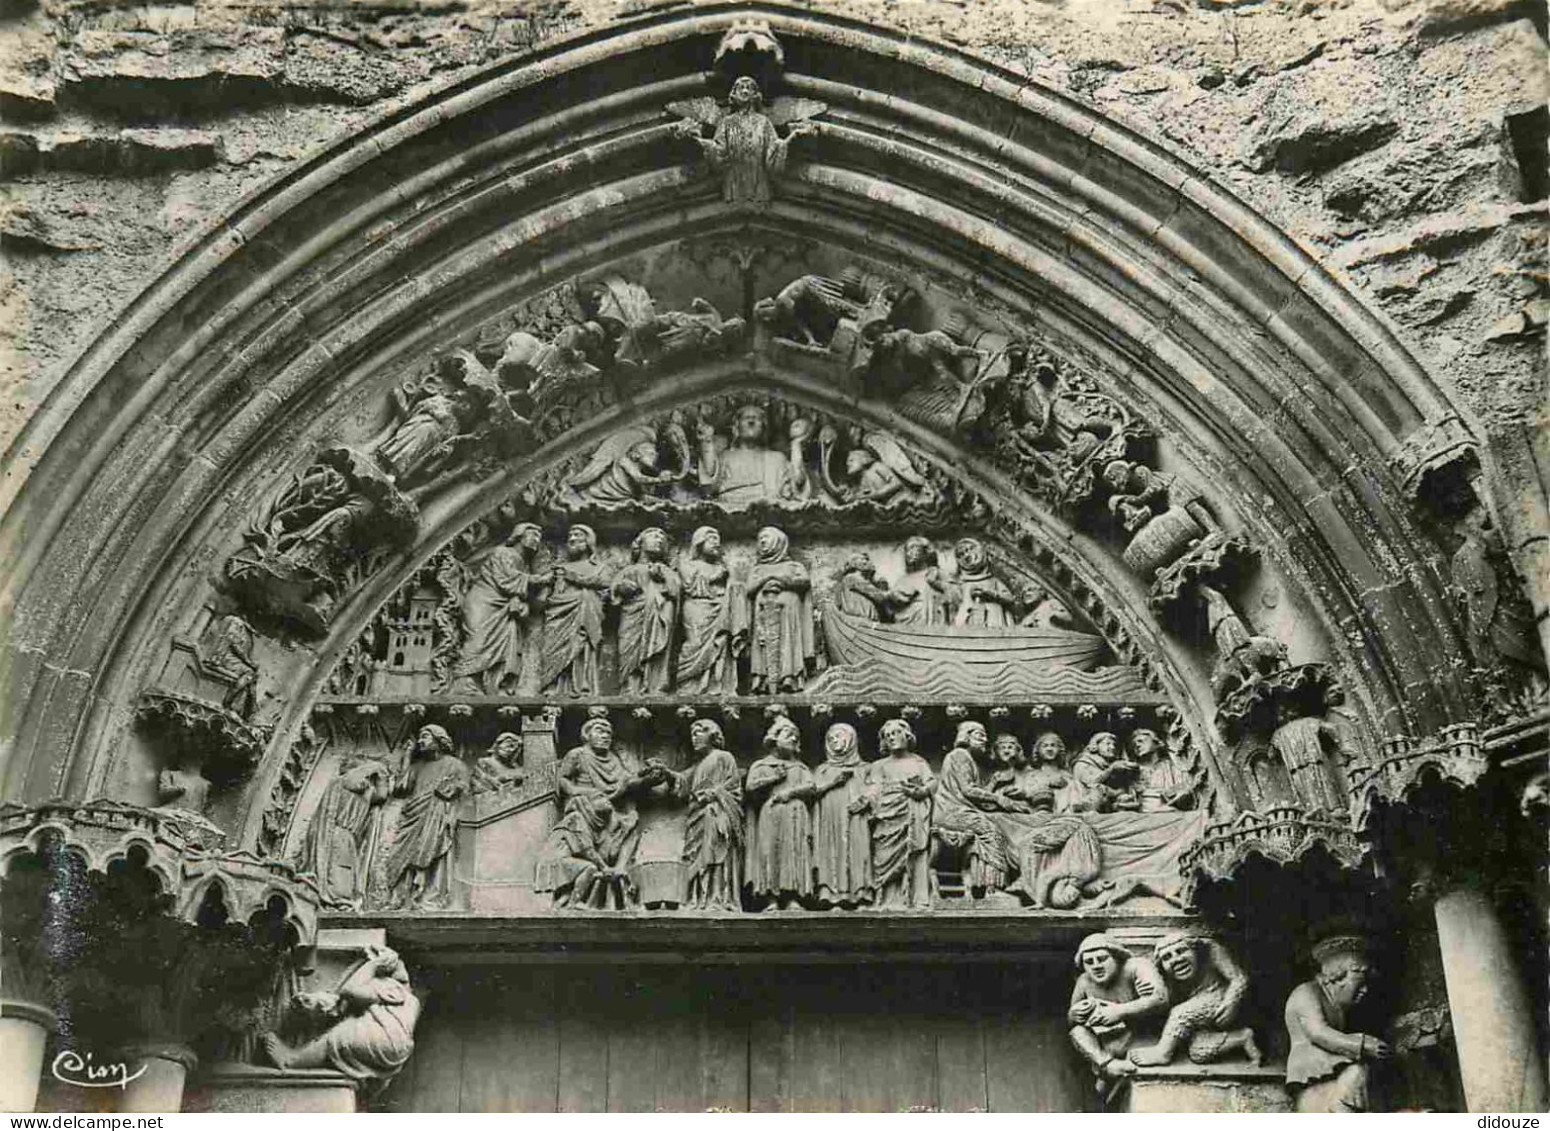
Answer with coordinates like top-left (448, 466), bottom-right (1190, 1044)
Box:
top-left (1068, 932), bottom-right (1170, 1088)
top-left (1285, 935), bottom-right (1391, 1112)
top-left (1129, 930), bottom-right (1261, 1068)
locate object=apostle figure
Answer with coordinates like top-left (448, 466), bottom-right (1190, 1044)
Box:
top-left (300, 756), bottom-right (392, 906)
top-left (811, 722), bottom-right (874, 909)
top-left (696, 404), bottom-right (810, 505)
top-left (1130, 932), bottom-right (1261, 1068)
top-left (1269, 705), bottom-right (1346, 815)
top-left (1132, 728), bottom-right (1190, 812)
top-left (996, 730), bottom-right (1073, 813)
top-left (744, 715), bottom-right (817, 910)
top-left (451, 522), bottom-right (543, 696)
top-left (989, 732), bottom-right (1104, 909)
top-left (1068, 732), bottom-right (1141, 813)
top-left (674, 718), bottom-right (745, 911)
top-left (832, 552), bottom-right (900, 622)
top-left (850, 717), bottom-right (936, 909)
top-left (746, 526), bottom-right (815, 694)
top-left (471, 732), bottom-right (525, 794)
top-left (1068, 933), bottom-right (1170, 1087)
top-left (1285, 936), bottom-right (1390, 1112)
top-left (263, 943), bottom-right (419, 1087)
top-left (613, 527), bottom-right (682, 695)
top-left (933, 720), bottom-right (1015, 896)
top-left (536, 526), bottom-right (613, 697)
top-left (535, 715), bottom-right (669, 909)
top-left (375, 376), bottom-right (463, 483)
top-left (892, 535), bottom-right (951, 627)
top-left (676, 526), bottom-right (747, 695)
top-left (384, 725), bottom-right (469, 911)
top-left (949, 537), bottom-right (1020, 627)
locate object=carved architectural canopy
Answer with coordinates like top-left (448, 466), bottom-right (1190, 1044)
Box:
top-left (2, 5), bottom-right (1534, 931)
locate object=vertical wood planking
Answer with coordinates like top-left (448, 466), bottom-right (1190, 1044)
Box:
top-left (404, 983), bottom-right (466, 1112)
top-left (700, 969), bottom-right (750, 1112)
top-left (607, 971), bottom-right (663, 1112)
top-left (557, 968), bottom-right (610, 1113)
top-left (935, 966), bottom-right (989, 1114)
top-left (458, 969), bottom-right (561, 1112)
top-left (747, 971), bottom-right (795, 1113)
top-left (790, 977), bottom-right (845, 1113)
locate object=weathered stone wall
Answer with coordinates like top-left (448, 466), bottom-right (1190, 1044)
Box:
top-left (3, 0), bottom-right (1545, 483)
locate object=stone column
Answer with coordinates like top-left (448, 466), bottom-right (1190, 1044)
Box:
top-left (1434, 886), bottom-right (1550, 1112)
top-left (0, 1000), bottom-right (56, 1112)
top-left (118, 1043), bottom-right (198, 1114)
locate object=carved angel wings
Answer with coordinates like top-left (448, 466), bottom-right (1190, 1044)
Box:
top-left (664, 94), bottom-right (828, 136)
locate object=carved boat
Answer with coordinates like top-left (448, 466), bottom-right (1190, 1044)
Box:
top-left (812, 605), bottom-right (1153, 700)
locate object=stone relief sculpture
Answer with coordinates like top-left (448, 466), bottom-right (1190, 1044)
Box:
top-left (948, 537), bottom-right (1021, 627)
top-left (755, 272), bottom-right (865, 346)
top-left (1285, 936), bottom-right (1391, 1113)
top-left (675, 526), bottom-right (746, 695)
top-left (471, 732), bottom-right (525, 795)
top-left (810, 722), bottom-right (873, 909)
top-left (674, 718), bottom-right (744, 910)
top-left (893, 535), bottom-right (951, 627)
top-left (536, 526), bottom-right (614, 697)
top-left (852, 718), bottom-right (937, 910)
top-left (744, 714), bottom-right (817, 910)
top-left (299, 755), bottom-right (391, 906)
top-left (1129, 932), bottom-right (1260, 1068)
top-left (1267, 704), bottom-right (1346, 815)
top-left (745, 526), bottom-right (815, 694)
top-left (1068, 732), bottom-right (1142, 814)
top-left (536, 714), bottom-right (670, 909)
top-left (696, 404), bottom-right (812, 505)
top-left (613, 527), bottom-right (682, 695)
top-left (450, 522), bottom-right (544, 696)
top-left (933, 720), bottom-right (1015, 897)
top-left (1068, 933), bottom-right (1169, 1088)
top-left (1131, 727), bottom-right (1190, 812)
top-left (262, 944), bottom-right (419, 1088)
top-left (383, 725), bottom-right (469, 910)
top-left (667, 76), bottom-right (825, 204)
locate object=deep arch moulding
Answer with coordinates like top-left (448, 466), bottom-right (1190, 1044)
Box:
top-left (0, 3), bottom-right (1484, 870)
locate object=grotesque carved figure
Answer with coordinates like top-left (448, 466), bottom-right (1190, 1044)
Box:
top-left (1201, 585), bottom-right (1288, 700)
top-left (851, 717), bottom-right (937, 909)
top-left (866, 327), bottom-right (991, 433)
top-left (811, 722), bottom-right (874, 909)
top-left (472, 732), bottom-right (525, 795)
top-left (667, 76), bottom-right (825, 204)
top-left (1130, 728), bottom-right (1190, 812)
top-left (1129, 932), bottom-right (1260, 1068)
top-left (696, 404), bottom-right (811, 505)
top-left (536, 715), bottom-right (670, 909)
top-left (892, 536), bottom-right (950, 627)
top-left (300, 756), bottom-right (392, 906)
top-left (199, 613), bottom-right (260, 718)
top-left (674, 718), bottom-right (744, 911)
top-left (949, 537), bottom-right (1020, 628)
top-left (932, 720), bottom-right (1015, 896)
top-left (451, 522), bottom-right (543, 696)
top-left (536, 526), bottom-right (614, 697)
top-left (1068, 732), bottom-right (1141, 814)
top-left (1268, 705), bottom-right (1346, 815)
top-left (676, 526), bottom-right (746, 695)
top-left (384, 724), bottom-right (469, 911)
top-left (613, 527), bottom-right (682, 695)
top-left (745, 526), bottom-right (815, 694)
top-left (744, 715), bottom-right (817, 910)
top-left (1103, 460), bottom-right (1220, 577)
top-left (754, 273), bottom-right (862, 347)
top-left (1068, 933), bottom-right (1169, 1086)
top-left (262, 943), bottom-right (420, 1087)
top-left (1285, 936), bottom-right (1391, 1112)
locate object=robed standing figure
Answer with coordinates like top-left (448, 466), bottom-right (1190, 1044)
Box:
top-left (612, 527), bottom-right (682, 695)
top-left (744, 715), bottom-right (817, 910)
top-left (675, 718), bottom-right (745, 910)
top-left (811, 722), bottom-right (874, 909)
top-left (675, 526), bottom-right (746, 694)
top-left (851, 717), bottom-right (936, 909)
top-left (451, 522), bottom-right (543, 696)
top-left (536, 525), bottom-right (613, 697)
top-left (384, 725), bottom-right (469, 911)
top-left (746, 526), bottom-right (814, 694)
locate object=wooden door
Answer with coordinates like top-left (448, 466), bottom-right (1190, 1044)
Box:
top-left (380, 962), bottom-right (1093, 1113)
